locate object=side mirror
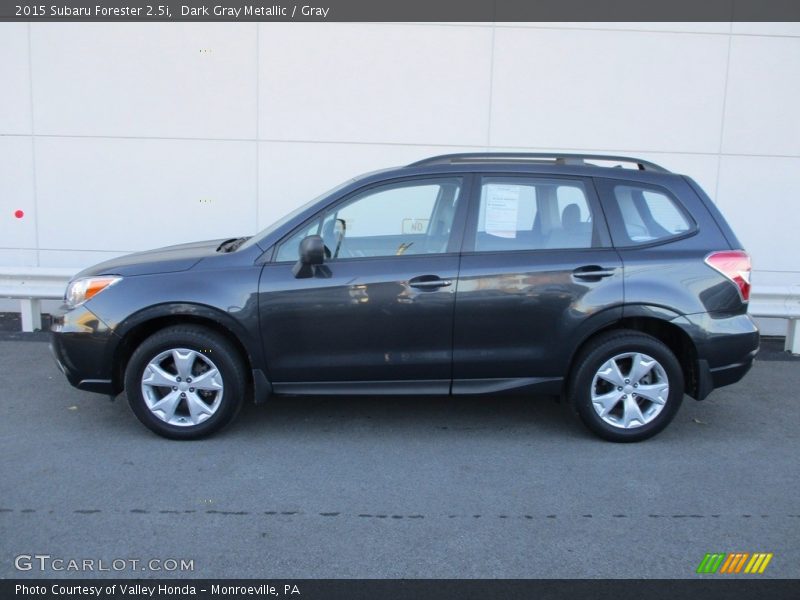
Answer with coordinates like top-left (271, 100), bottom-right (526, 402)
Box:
top-left (292, 235), bottom-right (325, 278)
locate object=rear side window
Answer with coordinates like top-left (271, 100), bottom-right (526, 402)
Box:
top-left (611, 185), bottom-right (694, 245)
top-left (474, 177), bottom-right (599, 252)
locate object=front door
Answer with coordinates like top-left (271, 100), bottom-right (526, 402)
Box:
top-left (258, 176), bottom-right (467, 394)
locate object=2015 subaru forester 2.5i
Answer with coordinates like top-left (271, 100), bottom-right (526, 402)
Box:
top-left (50, 153), bottom-right (759, 442)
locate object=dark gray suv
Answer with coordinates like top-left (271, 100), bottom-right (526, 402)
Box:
top-left (51, 153), bottom-right (759, 442)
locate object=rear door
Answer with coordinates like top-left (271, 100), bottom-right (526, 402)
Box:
top-left (452, 174), bottom-right (624, 393)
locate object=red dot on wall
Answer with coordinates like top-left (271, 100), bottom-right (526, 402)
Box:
top-left (14, 209), bottom-right (25, 219)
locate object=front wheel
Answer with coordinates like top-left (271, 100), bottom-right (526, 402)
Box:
top-left (125, 325), bottom-right (246, 440)
top-left (569, 331), bottom-right (684, 442)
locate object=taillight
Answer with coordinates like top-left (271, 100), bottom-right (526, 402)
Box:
top-left (704, 250), bottom-right (751, 302)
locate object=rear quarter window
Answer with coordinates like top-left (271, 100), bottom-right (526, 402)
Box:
top-left (608, 184), bottom-right (695, 246)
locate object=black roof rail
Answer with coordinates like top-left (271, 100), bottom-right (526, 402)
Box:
top-left (408, 152), bottom-right (670, 173)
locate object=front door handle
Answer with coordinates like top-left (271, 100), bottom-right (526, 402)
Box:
top-left (572, 266), bottom-right (616, 280)
top-left (409, 275), bottom-right (453, 289)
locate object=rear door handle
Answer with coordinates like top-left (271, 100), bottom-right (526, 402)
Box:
top-left (409, 275), bottom-right (452, 289)
top-left (572, 266), bottom-right (616, 280)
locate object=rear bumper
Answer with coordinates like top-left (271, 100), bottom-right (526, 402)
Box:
top-left (50, 304), bottom-right (121, 395)
top-left (676, 312), bottom-right (759, 400)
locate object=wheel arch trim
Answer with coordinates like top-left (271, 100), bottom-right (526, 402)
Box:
top-left (111, 302), bottom-right (265, 397)
top-left (564, 305), bottom-right (701, 399)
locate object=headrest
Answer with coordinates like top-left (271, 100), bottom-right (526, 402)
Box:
top-left (562, 203), bottom-right (581, 230)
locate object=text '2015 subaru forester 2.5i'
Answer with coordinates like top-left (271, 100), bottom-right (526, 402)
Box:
top-left (51, 153), bottom-right (759, 442)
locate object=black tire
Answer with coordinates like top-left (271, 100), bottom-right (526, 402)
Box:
top-left (125, 325), bottom-right (246, 440)
top-left (568, 330), bottom-right (684, 442)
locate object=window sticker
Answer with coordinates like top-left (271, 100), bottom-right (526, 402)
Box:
top-left (485, 184), bottom-right (521, 238)
top-left (401, 218), bottom-right (430, 234)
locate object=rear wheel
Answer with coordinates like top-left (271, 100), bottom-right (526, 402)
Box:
top-left (569, 330), bottom-right (684, 442)
top-left (125, 325), bottom-right (246, 440)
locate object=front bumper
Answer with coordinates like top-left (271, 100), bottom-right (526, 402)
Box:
top-left (675, 311), bottom-right (760, 400)
top-left (50, 303), bottom-right (121, 395)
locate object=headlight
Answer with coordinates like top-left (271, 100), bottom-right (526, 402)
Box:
top-left (65, 276), bottom-right (122, 308)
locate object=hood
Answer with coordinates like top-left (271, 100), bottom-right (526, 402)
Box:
top-left (74, 238), bottom-right (230, 278)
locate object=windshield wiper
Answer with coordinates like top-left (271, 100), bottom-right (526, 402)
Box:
top-left (216, 236), bottom-right (251, 252)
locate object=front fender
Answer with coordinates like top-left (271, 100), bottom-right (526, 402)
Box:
top-left (113, 301), bottom-right (264, 371)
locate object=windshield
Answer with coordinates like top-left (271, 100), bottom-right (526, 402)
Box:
top-left (237, 178), bottom-right (355, 251)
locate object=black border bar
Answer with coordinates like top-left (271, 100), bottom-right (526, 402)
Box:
top-left (4, 579), bottom-right (800, 600)
top-left (3, 0), bottom-right (800, 22)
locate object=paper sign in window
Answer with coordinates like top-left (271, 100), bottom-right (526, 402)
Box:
top-left (402, 218), bottom-right (429, 234)
top-left (485, 185), bottom-right (521, 238)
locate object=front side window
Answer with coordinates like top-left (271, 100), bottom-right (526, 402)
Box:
top-left (612, 184), bottom-right (693, 245)
top-left (274, 221), bottom-right (321, 262)
top-left (275, 178), bottom-right (463, 262)
top-left (474, 177), bottom-right (596, 251)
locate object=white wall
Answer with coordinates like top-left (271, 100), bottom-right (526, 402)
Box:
top-left (1, 22), bottom-right (799, 331)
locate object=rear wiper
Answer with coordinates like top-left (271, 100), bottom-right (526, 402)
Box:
top-left (216, 236), bottom-right (251, 252)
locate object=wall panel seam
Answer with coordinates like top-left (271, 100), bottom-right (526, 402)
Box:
top-left (713, 23), bottom-right (734, 206)
top-left (26, 23), bottom-right (40, 267)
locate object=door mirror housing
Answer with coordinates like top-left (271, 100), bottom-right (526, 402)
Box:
top-left (293, 235), bottom-right (325, 278)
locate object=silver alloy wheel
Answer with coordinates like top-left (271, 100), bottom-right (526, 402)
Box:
top-left (140, 348), bottom-right (224, 427)
top-left (590, 352), bottom-right (669, 429)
